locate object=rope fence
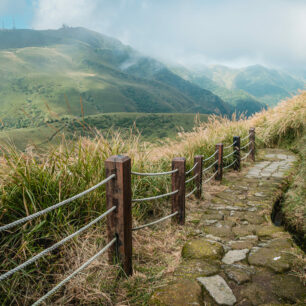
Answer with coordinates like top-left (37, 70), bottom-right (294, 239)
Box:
top-left (202, 159), bottom-right (218, 173)
top-left (241, 133), bottom-right (251, 141)
top-left (131, 169), bottom-right (178, 176)
top-left (223, 150), bottom-right (236, 159)
top-left (132, 190), bottom-right (178, 202)
top-left (186, 162), bottom-right (198, 175)
top-left (203, 150), bottom-right (218, 162)
top-left (224, 141), bottom-right (236, 149)
top-left (186, 187), bottom-right (197, 198)
top-left (203, 170), bottom-right (218, 184)
top-left (132, 211), bottom-right (178, 231)
top-left (240, 141), bottom-right (252, 150)
top-left (185, 173), bottom-right (199, 184)
top-left (0, 206), bottom-right (116, 282)
top-left (0, 127), bottom-right (256, 305)
top-left (241, 149), bottom-right (253, 160)
top-left (224, 159), bottom-right (237, 169)
top-left (0, 174), bottom-right (116, 232)
top-left (32, 238), bottom-right (117, 306)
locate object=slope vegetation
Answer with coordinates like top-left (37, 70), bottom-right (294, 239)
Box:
top-left (198, 64), bottom-right (305, 106)
top-left (0, 91), bottom-right (304, 305)
top-left (171, 65), bottom-right (266, 115)
top-left (0, 27), bottom-right (231, 132)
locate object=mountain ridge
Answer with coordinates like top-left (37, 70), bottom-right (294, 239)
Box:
top-left (0, 27), bottom-right (233, 130)
top-left (190, 64), bottom-right (305, 106)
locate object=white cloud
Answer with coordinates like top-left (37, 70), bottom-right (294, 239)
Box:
top-left (31, 0), bottom-right (306, 69)
top-left (0, 0), bottom-right (27, 14)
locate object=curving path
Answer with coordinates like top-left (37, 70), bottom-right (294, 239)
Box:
top-left (150, 149), bottom-right (305, 305)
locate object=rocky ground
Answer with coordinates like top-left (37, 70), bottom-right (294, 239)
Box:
top-left (150, 149), bottom-right (305, 305)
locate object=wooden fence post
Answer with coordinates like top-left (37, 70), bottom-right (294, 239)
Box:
top-left (105, 155), bottom-right (132, 276)
top-left (233, 136), bottom-right (241, 171)
top-left (215, 143), bottom-right (223, 180)
top-left (172, 157), bottom-right (186, 225)
top-left (194, 155), bottom-right (203, 199)
top-left (249, 128), bottom-right (255, 162)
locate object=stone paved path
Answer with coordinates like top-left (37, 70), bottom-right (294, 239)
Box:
top-left (150, 149), bottom-right (305, 305)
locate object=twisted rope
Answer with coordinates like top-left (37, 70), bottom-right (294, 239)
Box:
top-left (202, 159), bottom-right (218, 174)
top-left (131, 169), bottom-right (178, 176)
top-left (224, 159), bottom-right (237, 169)
top-left (132, 212), bottom-right (178, 231)
top-left (0, 174), bottom-right (116, 232)
top-left (223, 150), bottom-right (237, 159)
top-left (132, 190), bottom-right (178, 202)
top-left (203, 150), bottom-right (218, 162)
top-left (32, 238), bottom-right (117, 306)
top-left (240, 141), bottom-right (252, 150)
top-left (241, 149), bottom-right (253, 161)
top-left (0, 206), bottom-right (116, 282)
top-left (185, 173), bottom-right (199, 184)
top-left (203, 170), bottom-right (218, 184)
top-left (186, 162), bottom-right (198, 175)
top-left (185, 187), bottom-right (197, 198)
top-left (241, 133), bottom-right (251, 141)
top-left (224, 141), bottom-right (236, 149)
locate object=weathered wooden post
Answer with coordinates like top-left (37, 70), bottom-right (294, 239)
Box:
top-left (194, 155), bottom-right (203, 199)
top-left (249, 128), bottom-right (255, 162)
top-left (215, 143), bottom-right (223, 180)
top-left (105, 155), bottom-right (132, 276)
top-left (233, 136), bottom-right (241, 171)
top-left (172, 157), bottom-right (186, 225)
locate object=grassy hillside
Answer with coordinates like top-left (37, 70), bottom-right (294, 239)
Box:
top-left (0, 27), bottom-right (231, 131)
top-left (170, 65), bottom-right (266, 115)
top-left (197, 64), bottom-right (305, 106)
top-left (0, 112), bottom-right (209, 150)
top-left (0, 91), bottom-right (305, 304)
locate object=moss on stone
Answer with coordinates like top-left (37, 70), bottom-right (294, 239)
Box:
top-left (271, 274), bottom-right (306, 303)
top-left (256, 225), bottom-right (286, 239)
top-left (203, 225), bottom-right (235, 239)
top-left (174, 259), bottom-right (220, 279)
top-left (182, 239), bottom-right (224, 260)
top-left (149, 279), bottom-right (202, 306)
top-left (248, 247), bottom-right (293, 273)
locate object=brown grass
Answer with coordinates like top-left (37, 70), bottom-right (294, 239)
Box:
top-left (1, 91), bottom-right (305, 305)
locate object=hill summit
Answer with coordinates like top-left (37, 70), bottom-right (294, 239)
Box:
top-left (0, 27), bottom-right (232, 130)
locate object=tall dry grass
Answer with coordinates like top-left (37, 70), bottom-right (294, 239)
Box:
top-left (250, 90), bottom-right (306, 145)
top-left (0, 91), bottom-right (305, 304)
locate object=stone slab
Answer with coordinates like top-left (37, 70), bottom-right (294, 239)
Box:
top-left (197, 275), bottom-right (237, 305)
top-left (222, 249), bottom-right (249, 264)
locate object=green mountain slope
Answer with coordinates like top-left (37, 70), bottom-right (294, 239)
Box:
top-left (170, 65), bottom-right (266, 115)
top-left (197, 64), bottom-right (305, 106)
top-left (0, 27), bottom-right (231, 131)
top-left (0, 112), bottom-right (209, 150)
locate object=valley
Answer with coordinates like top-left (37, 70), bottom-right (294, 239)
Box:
top-left (0, 27), bottom-right (304, 151)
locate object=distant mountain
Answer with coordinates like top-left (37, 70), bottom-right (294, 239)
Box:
top-left (170, 65), bottom-right (266, 115)
top-left (194, 65), bottom-right (305, 106)
top-left (0, 27), bottom-right (231, 130)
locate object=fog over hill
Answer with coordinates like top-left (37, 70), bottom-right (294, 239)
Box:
top-left (0, 26), bottom-right (304, 137)
top-left (0, 27), bottom-right (234, 131)
top-left (172, 64), bottom-right (305, 107)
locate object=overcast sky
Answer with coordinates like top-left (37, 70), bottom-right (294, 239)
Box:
top-left (1, 0), bottom-right (306, 69)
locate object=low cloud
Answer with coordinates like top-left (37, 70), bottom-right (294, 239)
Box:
top-left (0, 0), bottom-right (27, 14)
top-left (31, 0), bottom-right (306, 70)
